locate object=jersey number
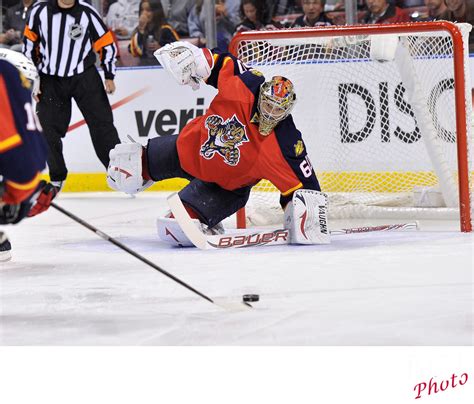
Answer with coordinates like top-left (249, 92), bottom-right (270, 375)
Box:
top-left (300, 157), bottom-right (313, 178)
top-left (24, 103), bottom-right (42, 131)
top-left (236, 59), bottom-right (249, 74)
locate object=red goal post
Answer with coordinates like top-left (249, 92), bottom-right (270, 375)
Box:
top-left (229, 21), bottom-right (473, 232)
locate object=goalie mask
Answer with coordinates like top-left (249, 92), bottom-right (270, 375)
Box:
top-left (257, 76), bottom-right (296, 136)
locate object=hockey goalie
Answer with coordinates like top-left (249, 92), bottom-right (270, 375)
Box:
top-left (106, 41), bottom-right (330, 247)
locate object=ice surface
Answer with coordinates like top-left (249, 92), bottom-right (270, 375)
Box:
top-left (0, 193), bottom-right (472, 345)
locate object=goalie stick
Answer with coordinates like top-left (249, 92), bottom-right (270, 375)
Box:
top-left (50, 202), bottom-right (252, 311)
top-left (168, 193), bottom-right (419, 250)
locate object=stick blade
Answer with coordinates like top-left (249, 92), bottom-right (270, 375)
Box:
top-left (213, 298), bottom-right (253, 312)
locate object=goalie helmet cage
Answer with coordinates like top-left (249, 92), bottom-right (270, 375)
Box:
top-left (229, 21), bottom-right (473, 232)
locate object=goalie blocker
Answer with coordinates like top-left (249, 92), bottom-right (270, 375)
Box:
top-left (106, 142), bottom-right (153, 194)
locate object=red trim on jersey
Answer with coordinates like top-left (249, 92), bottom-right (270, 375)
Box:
top-left (0, 75), bottom-right (22, 152)
top-left (3, 172), bottom-right (42, 205)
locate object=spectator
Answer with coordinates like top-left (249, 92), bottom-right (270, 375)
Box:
top-left (161, 0), bottom-right (195, 37)
top-left (270, 0), bottom-right (303, 16)
top-left (361, 0), bottom-right (410, 23)
top-left (215, 0), bottom-right (241, 50)
top-left (439, 0), bottom-right (474, 53)
top-left (106, 0), bottom-right (140, 39)
top-left (129, 0), bottom-right (179, 66)
top-left (235, 0), bottom-right (281, 32)
top-left (412, 0), bottom-right (447, 21)
top-left (236, 0), bottom-right (265, 32)
top-left (0, 0), bottom-right (36, 51)
top-left (102, 0), bottom-right (117, 15)
top-left (291, 0), bottom-right (334, 27)
top-left (22, 0), bottom-right (121, 217)
top-left (188, 0), bottom-right (240, 51)
top-left (324, 0), bottom-right (344, 12)
top-left (3, 0), bottom-right (20, 7)
top-left (270, 0), bottom-right (343, 23)
top-left (267, 0), bottom-right (303, 27)
top-left (425, 0), bottom-right (448, 19)
top-left (187, 1), bottom-right (207, 46)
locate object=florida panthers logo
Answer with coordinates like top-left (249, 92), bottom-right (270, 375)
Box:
top-left (200, 115), bottom-right (249, 166)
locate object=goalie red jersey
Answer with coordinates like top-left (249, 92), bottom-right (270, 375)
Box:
top-left (0, 60), bottom-right (47, 205)
top-left (176, 51), bottom-right (320, 207)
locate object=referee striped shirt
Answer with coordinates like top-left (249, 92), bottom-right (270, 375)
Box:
top-left (22, 0), bottom-right (117, 79)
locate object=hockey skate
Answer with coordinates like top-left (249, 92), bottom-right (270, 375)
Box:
top-left (0, 231), bottom-right (12, 262)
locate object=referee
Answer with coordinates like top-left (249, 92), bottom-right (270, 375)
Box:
top-left (22, 0), bottom-right (121, 216)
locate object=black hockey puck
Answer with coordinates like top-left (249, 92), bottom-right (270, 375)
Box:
top-left (242, 294), bottom-right (259, 302)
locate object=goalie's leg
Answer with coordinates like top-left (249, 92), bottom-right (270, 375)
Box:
top-left (284, 189), bottom-right (330, 244)
top-left (179, 179), bottom-right (252, 228)
top-left (157, 179), bottom-right (251, 246)
top-left (145, 135), bottom-right (194, 182)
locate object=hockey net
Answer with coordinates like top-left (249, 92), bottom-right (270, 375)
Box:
top-left (229, 22), bottom-right (474, 232)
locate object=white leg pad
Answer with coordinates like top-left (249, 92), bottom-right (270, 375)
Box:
top-left (157, 215), bottom-right (225, 247)
top-left (284, 189), bottom-right (330, 245)
top-left (157, 216), bottom-right (195, 247)
top-left (107, 143), bottom-right (153, 195)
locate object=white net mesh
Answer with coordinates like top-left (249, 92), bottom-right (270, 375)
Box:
top-left (233, 23), bottom-right (474, 231)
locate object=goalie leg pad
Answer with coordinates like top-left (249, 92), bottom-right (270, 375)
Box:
top-left (157, 216), bottom-right (195, 247)
top-left (157, 215), bottom-right (224, 247)
top-left (107, 143), bottom-right (153, 194)
top-left (284, 189), bottom-right (330, 245)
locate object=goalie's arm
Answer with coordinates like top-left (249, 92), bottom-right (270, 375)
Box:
top-left (204, 50), bottom-right (250, 89)
top-left (268, 115), bottom-right (322, 209)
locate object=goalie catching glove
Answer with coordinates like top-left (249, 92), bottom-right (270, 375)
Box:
top-left (154, 41), bottom-right (214, 90)
top-left (285, 189), bottom-right (330, 245)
